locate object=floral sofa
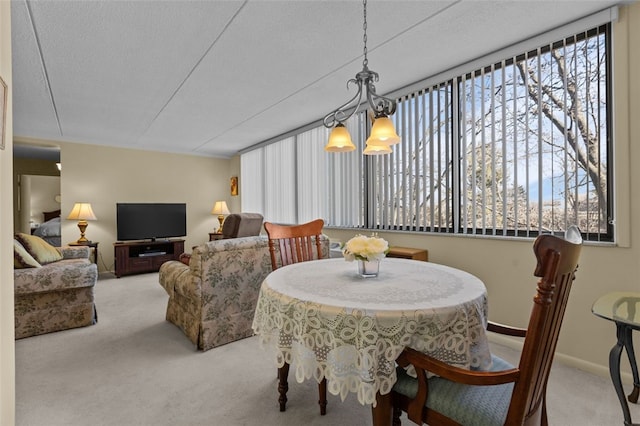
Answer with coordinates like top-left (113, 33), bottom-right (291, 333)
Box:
top-left (158, 234), bottom-right (329, 351)
top-left (14, 243), bottom-right (98, 339)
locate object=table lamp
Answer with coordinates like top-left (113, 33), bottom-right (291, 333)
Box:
top-left (67, 202), bottom-right (97, 243)
top-left (211, 201), bottom-right (230, 234)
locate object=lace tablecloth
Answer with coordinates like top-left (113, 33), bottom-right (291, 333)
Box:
top-left (252, 257), bottom-right (491, 406)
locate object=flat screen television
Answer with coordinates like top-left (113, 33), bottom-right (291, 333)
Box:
top-left (116, 203), bottom-right (187, 241)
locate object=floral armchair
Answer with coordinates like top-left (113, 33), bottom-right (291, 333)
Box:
top-left (158, 234), bottom-right (329, 351)
top-left (14, 243), bottom-right (98, 339)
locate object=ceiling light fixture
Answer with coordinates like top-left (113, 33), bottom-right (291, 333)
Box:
top-left (323, 0), bottom-right (400, 155)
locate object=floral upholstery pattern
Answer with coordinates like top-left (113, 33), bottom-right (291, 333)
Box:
top-left (158, 235), bottom-right (329, 351)
top-left (59, 245), bottom-right (91, 259)
top-left (14, 246), bottom-right (98, 339)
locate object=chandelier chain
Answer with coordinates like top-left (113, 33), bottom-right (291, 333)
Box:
top-left (322, 0), bottom-right (397, 130)
top-left (362, 0), bottom-right (368, 68)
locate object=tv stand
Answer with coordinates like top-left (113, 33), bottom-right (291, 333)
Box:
top-left (114, 239), bottom-right (184, 278)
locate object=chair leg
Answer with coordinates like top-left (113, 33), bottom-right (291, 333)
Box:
top-left (278, 363), bottom-right (290, 412)
top-left (372, 391), bottom-right (393, 426)
top-left (541, 395), bottom-right (548, 426)
top-left (392, 405), bottom-right (402, 426)
top-left (318, 378), bottom-right (327, 415)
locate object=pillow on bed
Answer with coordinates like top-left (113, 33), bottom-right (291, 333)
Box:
top-left (33, 217), bottom-right (61, 237)
top-left (14, 239), bottom-right (42, 269)
top-left (14, 233), bottom-right (63, 265)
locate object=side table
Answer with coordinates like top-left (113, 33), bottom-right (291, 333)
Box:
top-left (209, 233), bottom-right (224, 241)
top-left (387, 246), bottom-right (428, 261)
top-left (592, 292), bottom-right (640, 426)
top-left (68, 241), bottom-right (99, 264)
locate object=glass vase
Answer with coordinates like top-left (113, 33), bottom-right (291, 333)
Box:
top-left (357, 260), bottom-right (380, 278)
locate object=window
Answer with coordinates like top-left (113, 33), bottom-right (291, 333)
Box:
top-left (242, 24), bottom-right (612, 242)
top-left (456, 26), bottom-right (612, 240)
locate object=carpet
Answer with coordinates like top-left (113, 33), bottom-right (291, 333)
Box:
top-left (15, 272), bottom-right (371, 426)
top-left (15, 272), bottom-right (632, 425)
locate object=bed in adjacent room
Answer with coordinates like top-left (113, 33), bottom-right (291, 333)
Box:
top-left (33, 209), bottom-right (61, 247)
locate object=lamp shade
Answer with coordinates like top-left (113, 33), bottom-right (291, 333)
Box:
top-left (66, 203), bottom-right (97, 221)
top-left (366, 116), bottom-right (401, 146)
top-left (211, 201), bottom-right (230, 215)
top-left (324, 124), bottom-right (356, 152)
top-left (363, 143), bottom-right (393, 156)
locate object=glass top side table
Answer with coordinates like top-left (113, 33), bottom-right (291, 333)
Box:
top-left (592, 292), bottom-right (640, 426)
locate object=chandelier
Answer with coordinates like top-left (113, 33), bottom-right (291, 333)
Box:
top-left (323, 0), bottom-right (400, 155)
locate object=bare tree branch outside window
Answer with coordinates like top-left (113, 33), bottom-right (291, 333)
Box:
top-left (371, 24), bottom-right (611, 241)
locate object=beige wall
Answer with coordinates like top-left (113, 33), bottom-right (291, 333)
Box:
top-left (12, 156), bottom-right (60, 231)
top-left (0, 1), bottom-right (15, 424)
top-left (324, 4), bottom-right (640, 378)
top-left (54, 141), bottom-right (232, 272)
top-left (25, 175), bottom-right (61, 226)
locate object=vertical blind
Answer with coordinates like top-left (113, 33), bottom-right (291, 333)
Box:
top-left (241, 115), bottom-right (365, 226)
top-left (369, 24), bottom-right (610, 240)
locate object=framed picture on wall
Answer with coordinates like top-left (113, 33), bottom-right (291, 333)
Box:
top-left (230, 176), bottom-right (238, 196)
top-left (0, 76), bottom-right (6, 150)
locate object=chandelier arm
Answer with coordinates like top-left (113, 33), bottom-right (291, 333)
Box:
top-left (323, 78), bottom-right (365, 128)
top-left (366, 80), bottom-right (397, 116)
top-left (323, 0), bottom-right (399, 154)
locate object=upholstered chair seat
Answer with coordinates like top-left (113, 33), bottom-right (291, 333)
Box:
top-left (393, 355), bottom-right (515, 425)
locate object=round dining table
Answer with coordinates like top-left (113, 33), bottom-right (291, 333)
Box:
top-left (251, 257), bottom-right (492, 408)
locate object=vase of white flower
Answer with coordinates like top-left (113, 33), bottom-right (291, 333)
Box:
top-left (357, 260), bottom-right (380, 278)
top-left (342, 234), bottom-right (389, 278)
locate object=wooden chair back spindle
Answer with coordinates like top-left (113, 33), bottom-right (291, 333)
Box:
top-left (264, 219), bottom-right (324, 270)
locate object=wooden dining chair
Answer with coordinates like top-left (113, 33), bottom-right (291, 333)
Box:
top-left (264, 218), bottom-right (325, 270)
top-left (373, 226), bottom-right (583, 426)
top-left (263, 218), bottom-right (328, 415)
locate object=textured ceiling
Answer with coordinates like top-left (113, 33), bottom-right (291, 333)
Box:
top-left (11, 0), bottom-right (622, 159)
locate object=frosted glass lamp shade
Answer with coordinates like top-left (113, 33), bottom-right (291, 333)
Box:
top-left (363, 143), bottom-right (393, 156)
top-left (366, 116), bottom-right (400, 146)
top-left (324, 124), bottom-right (356, 152)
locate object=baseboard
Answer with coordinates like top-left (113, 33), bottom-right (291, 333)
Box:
top-left (487, 332), bottom-right (633, 382)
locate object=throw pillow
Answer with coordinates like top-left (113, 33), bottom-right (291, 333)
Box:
top-left (14, 233), bottom-right (63, 265)
top-left (14, 239), bottom-right (42, 269)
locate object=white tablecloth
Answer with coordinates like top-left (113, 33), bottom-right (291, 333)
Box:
top-left (252, 257), bottom-right (491, 406)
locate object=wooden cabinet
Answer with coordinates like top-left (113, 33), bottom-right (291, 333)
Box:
top-left (387, 246), bottom-right (428, 262)
top-left (113, 240), bottom-right (184, 278)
